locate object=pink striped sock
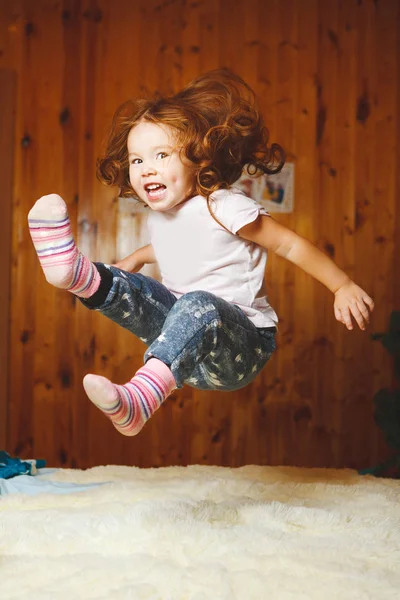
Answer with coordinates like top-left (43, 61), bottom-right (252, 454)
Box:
top-left (28, 194), bottom-right (100, 298)
top-left (83, 358), bottom-right (177, 436)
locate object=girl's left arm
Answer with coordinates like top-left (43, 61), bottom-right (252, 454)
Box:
top-left (238, 215), bottom-right (374, 331)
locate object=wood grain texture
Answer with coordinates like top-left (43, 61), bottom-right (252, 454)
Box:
top-left (1, 0), bottom-right (399, 469)
top-left (0, 69), bottom-right (16, 449)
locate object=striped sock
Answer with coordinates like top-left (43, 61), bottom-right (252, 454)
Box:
top-left (83, 358), bottom-right (177, 436)
top-left (28, 194), bottom-right (100, 298)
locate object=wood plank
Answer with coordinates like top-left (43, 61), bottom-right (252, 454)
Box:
top-left (0, 69), bottom-right (16, 449)
top-left (368, 0), bottom-right (398, 467)
top-left (395, 0), bottom-right (400, 315)
top-left (7, 0), bottom-right (37, 460)
top-left (291, 0), bottom-right (319, 466)
top-left (315, 0), bottom-right (341, 466)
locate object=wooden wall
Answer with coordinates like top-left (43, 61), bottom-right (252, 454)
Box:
top-left (1, 0), bottom-right (399, 470)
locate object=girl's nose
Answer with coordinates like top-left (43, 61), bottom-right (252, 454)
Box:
top-left (141, 162), bottom-right (157, 176)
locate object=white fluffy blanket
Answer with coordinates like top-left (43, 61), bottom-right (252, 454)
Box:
top-left (1, 465), bottom-right (400, 599)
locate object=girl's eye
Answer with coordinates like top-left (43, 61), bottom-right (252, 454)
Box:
top-left (156, 152), bottom-right (168, 160)
top-left (131, 158), bottom-right (142, 165)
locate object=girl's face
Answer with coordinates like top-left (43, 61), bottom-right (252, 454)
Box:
top-left (127, 121), bottom-right (195, 211)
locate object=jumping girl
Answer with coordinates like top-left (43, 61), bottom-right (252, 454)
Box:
top-left (28, 69), bottom-right (374, 436)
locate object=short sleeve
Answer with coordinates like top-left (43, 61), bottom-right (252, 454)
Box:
top-left (211, 189), bottom-right (269, 235)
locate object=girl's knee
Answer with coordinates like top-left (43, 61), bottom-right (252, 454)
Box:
top-left (174, 290), bottom-right (220, 316)
top-left (165, 291), bottom-right (223, 341)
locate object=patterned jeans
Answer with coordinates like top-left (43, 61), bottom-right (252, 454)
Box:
top-left (81, 265), bottom-right (276, 391)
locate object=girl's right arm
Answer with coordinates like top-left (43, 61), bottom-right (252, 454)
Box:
top-left (112, 244), bottom-right (157, 273)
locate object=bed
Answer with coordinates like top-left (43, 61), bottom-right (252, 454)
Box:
top-left (1, 464), bottom-right (399, 599)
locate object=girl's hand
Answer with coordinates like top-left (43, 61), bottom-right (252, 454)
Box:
top-left (112, 244), bottom-right (155, 273)
top-left (333, 281), bottom-right (375, 330)
top-left (112, 255), bottom-right (144, 273)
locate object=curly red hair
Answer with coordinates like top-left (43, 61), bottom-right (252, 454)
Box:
top-left (97, 69), bottom-right (285, 203)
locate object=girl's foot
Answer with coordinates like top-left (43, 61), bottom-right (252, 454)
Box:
top-left (83, 358), bottom-right (176, 436)
top-left (28, 194), bottom-right (100, 297)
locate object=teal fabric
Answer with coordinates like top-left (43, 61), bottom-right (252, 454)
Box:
top-left (0, 450), bottom-right (46, 479)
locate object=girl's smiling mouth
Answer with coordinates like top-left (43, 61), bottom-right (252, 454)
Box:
top-left (144, 183), bottom-right (167, 200)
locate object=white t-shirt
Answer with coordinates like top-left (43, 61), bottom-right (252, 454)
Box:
top-left (147, 188), bottom-right (278, 328)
